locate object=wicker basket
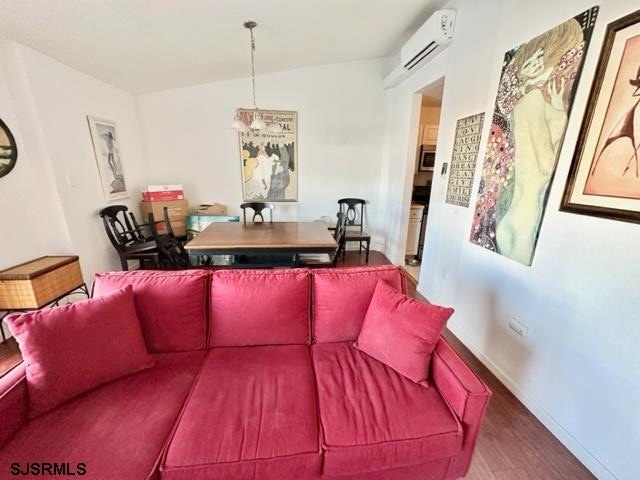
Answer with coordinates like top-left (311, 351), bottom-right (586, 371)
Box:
top-left (0, 256), bottom-right (84, 309)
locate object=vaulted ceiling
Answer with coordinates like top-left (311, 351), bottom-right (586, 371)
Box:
top-left (0, 0), bottom-right (446, 93)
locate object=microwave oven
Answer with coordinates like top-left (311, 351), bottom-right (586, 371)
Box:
top-left (418, 145), bottom-right (436, 172)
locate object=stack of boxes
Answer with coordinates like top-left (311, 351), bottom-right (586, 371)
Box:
top-left (140, 185), bottom-right (188, 237)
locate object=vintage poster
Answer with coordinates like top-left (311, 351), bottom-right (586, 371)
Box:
top-left (446, 113), bottom-right (485, 206)
top-left (87, 116), bottom-right (128, 201)
top-left (470, 7), bottom-right (598, 265)
top-left (561, 10), bottom-right (640, 223)
top-left (238, 109), bottom-right (298, 202)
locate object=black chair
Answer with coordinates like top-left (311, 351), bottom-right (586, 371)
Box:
top-left (240, 202), bottom-right (274, 224)
top-left (299, 213), bottom-right (347, 268)
top-left (337, 198), bottom-right (371, 262)
top-left (147, 211), bottom-right (191, 269)
top-left (99, 205), bottom-right (160, 270)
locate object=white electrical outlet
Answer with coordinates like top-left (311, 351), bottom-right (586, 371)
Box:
top-left (508, 317), bottom-right (528, 338)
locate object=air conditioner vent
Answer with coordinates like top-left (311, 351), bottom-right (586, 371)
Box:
top-left (404, 40), bottom-right (439, 70)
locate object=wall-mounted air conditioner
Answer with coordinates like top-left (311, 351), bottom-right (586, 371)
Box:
top-left (383, 9), bottom-right (456, 89)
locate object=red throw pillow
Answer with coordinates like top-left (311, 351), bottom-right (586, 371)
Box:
top-left (7, 286), bottom-right (154, 416)
top-left (354, 280), bottom-right (453, 384)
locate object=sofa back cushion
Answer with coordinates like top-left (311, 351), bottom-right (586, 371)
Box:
top-left (312, 266), bottom-right (405, 343)
top-left (6, 286), bottom-right (154, 416)
top-left (93, 270), bottom-right (208, 352)
top-left (210, 269), bottom-right (310, 347)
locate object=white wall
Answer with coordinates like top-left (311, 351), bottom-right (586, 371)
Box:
top-left (137, 59), bottom-right (387, 247)
top-left (0, 39), bottom-right (71, 270)
top-left (12, 44), bottom-right (150, 280)
top-left (381, 1), bottom-right (640, 479)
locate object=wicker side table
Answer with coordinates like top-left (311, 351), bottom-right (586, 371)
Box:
top-left (0, 256), bottom-right (89, 342)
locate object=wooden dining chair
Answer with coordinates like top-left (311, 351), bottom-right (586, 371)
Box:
top-left (240, 202), bottom-right (274, 224)
top-left (99, 205), bottom-right (160, 270)
top-left (299, 213), bottom-right (347, 268)
top-left (338, 198), bottom-right (371, 263)
top-left (147, 211), bottom-right (191, 269)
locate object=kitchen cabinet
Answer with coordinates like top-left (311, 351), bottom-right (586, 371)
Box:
top-left (423, 125), bottom-right (439, 144)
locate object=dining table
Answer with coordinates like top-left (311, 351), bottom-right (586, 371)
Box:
top-left (184, 221), bottom-right (337, 267)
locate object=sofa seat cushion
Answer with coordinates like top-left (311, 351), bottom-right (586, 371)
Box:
top-left (162, 346), bottom-right (321, 480)
top-left (311, 343), bottom-right (463, 476)
top-left (0, 352), bottom-right (205, 480)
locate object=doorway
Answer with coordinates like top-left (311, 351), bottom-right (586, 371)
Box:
top-left (403, 78), bottom-right (444, 283)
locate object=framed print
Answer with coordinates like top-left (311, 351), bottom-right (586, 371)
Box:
top-left (446, 112), bottom-right (485, 207)
top-left (561, 10), bottom-right (640, 223)
top-left (470, 7), bottom-right (598, 265)
top-left (87, 116), bottom-right (128, 201)
top-left (0, 118), bottom-right (17, 179)
top-left (238, 109), bottom-right (298, 202)
top-left (418, 145), bottom-right (436, 172)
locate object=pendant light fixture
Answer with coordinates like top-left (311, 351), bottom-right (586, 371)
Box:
top-left (230, 21), bottom-right (281, 133)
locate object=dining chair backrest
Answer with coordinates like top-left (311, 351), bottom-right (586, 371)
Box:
top-left (333, 212), bottom-right (348, 264)
top-left (240, 202), bottom-right (274, 224)
top-left (99, 205), bottom-right (148, 251)
top-left (337, 198), bottom-right (366, 233)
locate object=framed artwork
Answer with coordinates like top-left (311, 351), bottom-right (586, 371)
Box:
top-left (470, 7), bottom-right (598, 265)
top-left (418, 145), bottom-right (436, 172)
top-left (0, 118), bottom-right (17, 179)
top-left (446, 112), bottom-right (485, 207)
top-left (238, 109), bottom-right (298, 202)
top-left (561, 10), bottom-right (640, 223)
top-left (87, 116), bottom-right (128, 201)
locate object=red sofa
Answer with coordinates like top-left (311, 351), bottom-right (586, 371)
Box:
top-left (0, 266), bottom-right (490, 480)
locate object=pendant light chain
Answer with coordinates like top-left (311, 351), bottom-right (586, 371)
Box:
top-left (231, 20), bottom-right (280, 132)
top-left (249, 25), bottom-right (257, 111)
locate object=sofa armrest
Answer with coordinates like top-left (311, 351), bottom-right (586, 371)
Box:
top-left (432, 337), bottom-right (491, 478)
top-left (0, 363), bottom-right (28, 449)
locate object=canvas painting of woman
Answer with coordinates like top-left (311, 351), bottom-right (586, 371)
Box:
top-left (470, 7), bottom-right (598, 265)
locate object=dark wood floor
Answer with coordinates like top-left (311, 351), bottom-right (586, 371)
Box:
top-left (0, 336), bottom-right (20, 375)
top-left (0, 251), bottom-right (595, 479)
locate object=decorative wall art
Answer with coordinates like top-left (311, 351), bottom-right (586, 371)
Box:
top-left (561, 10), bottom-right (640, 223)
top-left (87, 116), bottom-right (128, 201)
top-left (238, 109), bottom-right (298, 202)
top-left (470, 7), bottom-right (598, 265)
top-left (446, 113), bottom-right (485, 206)
top-left (0, 118), bottom-right (17, 179)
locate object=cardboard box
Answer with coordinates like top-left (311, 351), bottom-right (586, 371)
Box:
top-left (193, 203), bottom-right (227, 215)
top-left (143, 184), bottom-right (184, 192)
top-left (140, 199), bottom-right (188, 236)
top-left (142, 190), bottom-right (184, 201)
top-left (157, 219), bottom-right (186, 237)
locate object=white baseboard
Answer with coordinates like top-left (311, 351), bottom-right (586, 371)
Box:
top-left (447, 323), bottom-right (617, 480)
